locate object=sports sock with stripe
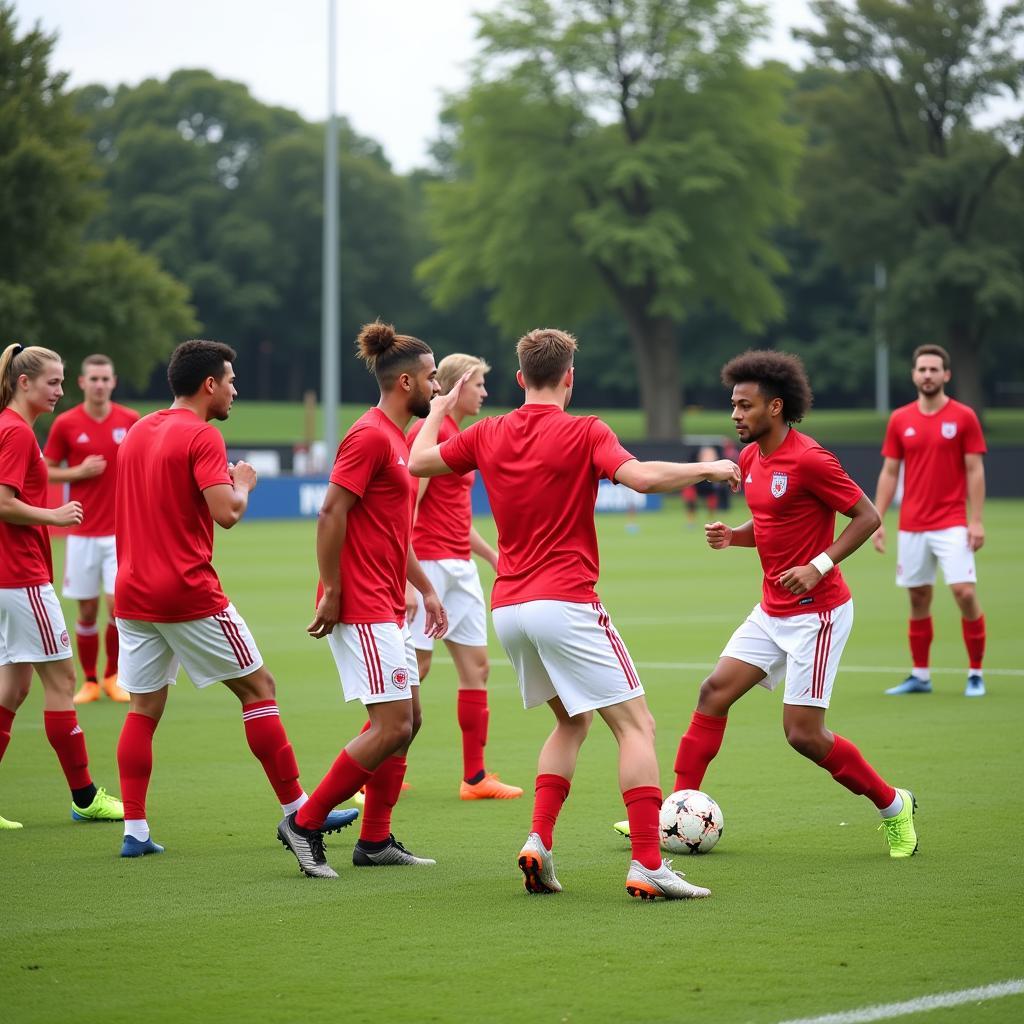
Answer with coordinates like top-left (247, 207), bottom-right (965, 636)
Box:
top-left (241, 700), bottom-right (303, 807)
top-left (44, 709), bottom-right (92, 792)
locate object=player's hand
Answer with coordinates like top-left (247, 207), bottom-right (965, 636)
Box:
top-left (705, 460), bottom-right (742, 492)
top-left (968, 522), bottom-right (985, 552)
top-left (229, 460), bottom-right (258, 493)
top-left (307, 590), bottom-right (340, 640)
top-left (421, 591), bottom-right (448, 639)
top-left (429, 370), bottom-right (473, 419)
top-left (705, 521), bottom-right (733, 549)
top-left (405, 581), bottom-right (419, 624)
top-left (871, 524), bottom-right (885, 553)
top-left (51, 501), bottom-right (84, 527)
top-left (778, 564), bottom-right (823, 595)
top-left (75, 454), bottom-right (107, 479)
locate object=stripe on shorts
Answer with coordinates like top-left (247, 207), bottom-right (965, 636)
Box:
top-left (357, 624), bottom-right (385, 695)
top-left (215, 612), bottom-right (254, 669)
top-left (812, 610), bottom-right (834, 701)
top-left (28, 586), bottom-right (58, 656)
top-left (593, 602), bottom-right (640, 690)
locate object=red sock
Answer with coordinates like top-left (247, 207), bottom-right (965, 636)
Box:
top-left (624, 785), bottom-right (663, 870)
top-left (104, 622), bottom-right (119, 678)
top-left (0, 705), bottom-right (14, 764)
top-left (242, 701), bottom-right (303, 807)
top-left (908, 617), bottom-right (933, 669)
top-left (44, 710), bottom-right (92, 790)
top-left (531, 773), bottom-right (571, 849)
top-left (360, 755), bottom-right (408, 842)
top-left (962, 615), bottom-right (985, 671)
top-left (76, 621), bottom-right (99, 680)
top-left (674, 711), bottom-right (728, 791)
top-left (818, 734), bottom-right (896, 809)
top-left (117, 712), bottom-right (158, 820)
top-left (296, 748), bottom-right (373, 830)
top-left (457, 690), bottom-right (488, 781)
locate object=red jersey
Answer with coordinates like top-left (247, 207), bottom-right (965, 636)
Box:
top-left (439, 404), bottom-right (634, 609)
top-left (881, 398), bottom-right (986, 532)
top-left (43, 402), bottom-right (140, 536)
top-left (114, 409), bottom-right (233, 622)
top-left (741, 429), bottom-right (863, 618)
top-left (408, 416), bottom-right (474, 561)
top-left (326, 408), bottom-right (415, 625)
top-left (0, 408), bottom-right (53, 587)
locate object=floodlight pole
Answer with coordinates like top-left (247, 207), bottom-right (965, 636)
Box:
top-left (321, 0), bottom-right (340, 456)
top-left (874, 261), bottom-right (889, 415)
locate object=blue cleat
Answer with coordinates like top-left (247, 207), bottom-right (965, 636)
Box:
top-left (885, 676), bottom-right (933, 695)
top-left (322, 807), bottom-right (359, 834)
top-left (120, 835), bottom-right (164, 858)
top-left (964, 674), bottom-right (986, 697)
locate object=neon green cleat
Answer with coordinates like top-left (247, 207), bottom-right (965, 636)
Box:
top-left (879, 788), bottom-right (918, 858)
top-left (71, 787), bottom-right (124, 822)
top-left (612, 820), bottom-right (630, 839)
top-left (1, 814), bottom-right (24, 829)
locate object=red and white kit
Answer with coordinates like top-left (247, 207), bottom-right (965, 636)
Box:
top-left (882, 399), bottom-right (986, 587)
top-left (407, 416), bottom-right (487, 651)
top-left (439, 404), bottom-right (642, 715)
top-left (722, 429), bottom-right (864, 708)
top-left (0, 408), bottom-right (71, 665)
top-left (114, 409), bottom-right (264, 690)
top-left (323, 408), bottom-right (420, 705)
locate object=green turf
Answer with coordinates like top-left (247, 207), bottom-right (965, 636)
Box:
top-left (3, 502), bottom-right (1022, 1023)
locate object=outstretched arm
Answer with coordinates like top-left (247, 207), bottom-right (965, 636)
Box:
top-left (409, 372), bottom-right (474, 477)
top-left (615, 458), bottom-right (740, 495)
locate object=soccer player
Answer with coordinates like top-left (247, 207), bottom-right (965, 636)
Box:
top-left (652, 350), bottom-right (918, 859)
top-left (872, 345), bottom-right (987, 697)
top-left (277, 321), bottom-right (447, 879)
top-left (44, 354), bottom-right (139, 704)
top-left (410, 327), bottom-right (740, 900)
top-left (406, 353), bottom-right (522, 801)
top-left (112, 340), bottom-right (357, 858)
top-left (0, 343), bottom-right (124, 830)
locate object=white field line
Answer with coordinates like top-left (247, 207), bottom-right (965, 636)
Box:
top-left (773, 978), bottom-right (1024, 1024)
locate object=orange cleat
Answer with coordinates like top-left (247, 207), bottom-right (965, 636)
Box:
top-left (101, 675), bottom-right (131, 703)
top-left (460, 773), bottom-right (524, 800)
top-left (72, 681), bottom-right (101, 704)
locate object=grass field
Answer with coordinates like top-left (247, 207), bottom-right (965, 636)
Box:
top-left (4, 501), bottom-right (1023, 1024)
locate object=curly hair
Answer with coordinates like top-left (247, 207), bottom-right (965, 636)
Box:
top-left (721, 349), bottom-right (813, 424)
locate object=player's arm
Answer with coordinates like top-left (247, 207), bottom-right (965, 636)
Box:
top-left (0, 483), bottom-right (82, 527)
top-left (203, 461), bottom-right (257, 529)
top-left (965, 452), bottom-right (985, 551)
top-left (469, 525), bottom-right (499, 571)
top-left (44, 455), bottom-right (107, 482)
top-left (614, 458), bottom-right (741, 494)
top-left (705, 519), bottom-right (756, 549)
top-left (407, 545), bottom-right (448, 638)
top-left (308, 483), bottom-right (358, 639)
top-left (871, 457), bottom-right (900, 553)
top-left (409, 371), bottom-right (474, 477)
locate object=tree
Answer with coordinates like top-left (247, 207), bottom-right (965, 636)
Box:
top-left (795, 0), bottom-right (1024, 414)
top-left (418, 0), bottom-right (802, 439)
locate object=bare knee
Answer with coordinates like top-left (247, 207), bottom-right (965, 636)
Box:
top-left (227, 668), bottom-right (276, 705)
top-left (416, 649), bottom-right (432, 683)
top-left (950, 584), bottom-right (980, 617)
top-left (908, 586), bottom-right (932, 616)
top-left (409, 705), bottom-right (423, 741)
top-left (784, 722), bottom-right (831, 761)
top-left (696, 673), bottom-right (732, 715)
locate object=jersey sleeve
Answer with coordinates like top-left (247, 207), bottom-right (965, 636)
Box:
top-left (439, 420), bottom-right (480, 475)
top-left (191, 427), bottom-right (233, 491)
top-left (330, 427), bottom-right (389, 497)
top-left (804, 446), bottom-right (864, 514)
top-left (881, 413), bottom-right (904, 459)
top-left (961, 407), bottom-right (987, 455)
top-left (0, 426), bottom-right (36, 494)
top-left (42, 415), bottom-right (69, 464)
top-left (590, 419), bottom-right (635, 481)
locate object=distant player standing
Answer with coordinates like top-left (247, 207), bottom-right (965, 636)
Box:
top-left (660, 351), bottom-right (918, 858)
top-left (411, 328), bottom-right (740, 900)
top-left (113, 340), bottom-right (357, 858)
top-left (0, 344), bottom-right (124, 830)
top-left (278, 321), bottom-right (447, 878)
top-left (872, 345), bottom-right (988, 697)
top-left (44, 354), bottom-right (139, 703)
top-left (406, 353), bottom-right (522, 800)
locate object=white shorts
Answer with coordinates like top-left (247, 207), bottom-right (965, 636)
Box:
top-left (491, 600), bottom-right (644, 717)
top-left (897, 527), bottom-right (977, 587)
top-left (410, 559), bottom-right (488, 651)
top-left (327, 622), bottom-right (420, 705)
top-left (0, 584), bottom-right (72, 666)
top-left (62, 534), bottom-right (117, 600)
top-left (720, 599), bottom-right (854, 709)
top-left (117, 603), bottom-right (264, 693)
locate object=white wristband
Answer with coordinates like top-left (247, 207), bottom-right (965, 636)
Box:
top-left (810, 552), bottom-right (834, 576)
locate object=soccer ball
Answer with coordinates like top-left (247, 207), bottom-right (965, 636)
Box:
top-left (659, 789), bottom-right (724, 854)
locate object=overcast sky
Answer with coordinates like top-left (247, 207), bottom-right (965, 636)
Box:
top-left (15, 0), bottom-right (821, 172)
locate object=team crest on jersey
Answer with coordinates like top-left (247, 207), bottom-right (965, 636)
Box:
top-left (112, 428), bottom-right (127, 443)
top-left (391, 667), bottom-right (409, 690)
top-left (903, 427), bottom-right (916, 437)
top-left (941, 421), bottom-right (957, 439)
top-left (770, 472), bottom-right (788, 498)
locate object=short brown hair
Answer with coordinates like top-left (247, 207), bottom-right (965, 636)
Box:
top-left (81, 354), bottom-right (114, 374)
top-left (356, 320), bottom-right (432, 390)
top-left (912, 344), bottom-right (950, 370)
top-left (516, 328), bottom-right (577, 389)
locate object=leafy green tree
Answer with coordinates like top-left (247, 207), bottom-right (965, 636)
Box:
top-left (418, 0), bottom-right (802, 438)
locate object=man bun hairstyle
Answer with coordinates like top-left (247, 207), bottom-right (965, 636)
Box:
top-left (1, 343), bottom-right (63, 409)
top-left (436, 353), bottom-right (490, 395)
top-left (912, 344), bottom-right (950, 370)
top-left (356, 319), bottom-right (431, 389)
top-left (167, 339), bottom-right (237, 398)
top-left (516, 328), bottom-right (577, 389)
top-left (721, 349), bottom-right (813, 425)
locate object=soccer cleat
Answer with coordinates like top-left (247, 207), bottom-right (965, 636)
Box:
top-left (72, 681), bottom-right (101, 704)
top-left (612, 820), bottom-right (630, 839)
top-left (71, 787), bottom-right (124, 822)
top-left (626, 859), bottom-right (711, 900)
top-left (102, 674), bottom-right (131, 703)
top-left (517, 832), bottom-right (562, 894)
top-left (277, 812), bottom-right (338, 878)
top-left (1, 814), bottom-right (24, 830)
top-left (322, 807), bottom-right (359, 833)
top-left (884, 676), bottom-right (933, 695)
top-left (120, 835), bottom-right (164, 857)
top-left (879, 788), bottom-right (918, 858)
top-left (964, 675), bottom-right (986, 698)
top-left (460, 773), bottom-right (524, 800)
top-left (353, 834), bottom-right (436, 866)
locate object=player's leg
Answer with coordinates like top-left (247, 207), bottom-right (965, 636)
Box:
top-left (887, 530), bottom-right (936, 694)
top-left (63, 537), bottom-right (101, 703)
top-left (935, 526), bottom-right (985, 696)
top-left (0, 661), bottom-right (32, 828)
top-left (100, 540), bottom-right (128, 700)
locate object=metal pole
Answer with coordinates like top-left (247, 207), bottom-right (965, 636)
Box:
top-left (874, 261), bottom-right (889, 415)
top-left (321, 0), bottom-right (340, 456)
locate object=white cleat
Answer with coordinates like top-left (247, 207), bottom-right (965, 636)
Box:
top-left (626, 859), bottom-right (711, 900)
top-left (517, 832), bottom-right (562, 894)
